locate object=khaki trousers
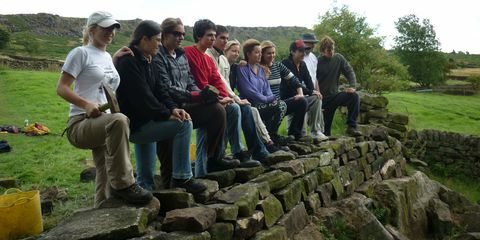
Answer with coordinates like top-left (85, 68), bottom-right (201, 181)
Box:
top-left (67, 113), bottom-right (135, 207)
top-left (250, 106), bottom-right (272, 143)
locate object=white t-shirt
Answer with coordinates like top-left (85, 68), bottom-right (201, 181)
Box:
top-left (304, 52), bottom-right (318, 89)
top-left (62, 44), bottom-right (120, 117)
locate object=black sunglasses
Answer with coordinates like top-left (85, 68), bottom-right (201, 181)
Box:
top-left (169, 31), bottom-right (185, 38)
top-left (305, 47), bottom-right (312, 51)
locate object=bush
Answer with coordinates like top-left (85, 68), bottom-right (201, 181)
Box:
top-left (466, 75), bottom-right (480, 90)
top-left (314, 6), bottom-right (408, 93)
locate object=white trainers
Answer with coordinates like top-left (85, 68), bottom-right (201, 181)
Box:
top-left (312, 131), bottom-right (329, 141)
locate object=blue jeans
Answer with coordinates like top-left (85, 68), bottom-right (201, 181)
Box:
top-left (130, 120), bottom-right (193, 190)
top-left (238, 104), bottom-right (269, 160)
top-left (195, 128), bottom-right (208, 177)
top-left (195, 103), bottom-right (245, 177)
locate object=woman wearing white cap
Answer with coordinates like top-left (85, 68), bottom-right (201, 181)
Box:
top-left (56, 11), bottom-right (152, 207)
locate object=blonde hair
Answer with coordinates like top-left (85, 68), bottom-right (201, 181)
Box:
top-left (82, 25), bottom-right (96, 45)
top-left (225, 39), bottom-right (240, 53)
top-left (319, 36), bottom-right (335, 52)
top-left (260, 40), bottom-right (277, 78)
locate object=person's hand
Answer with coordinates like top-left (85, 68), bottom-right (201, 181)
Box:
top-left (293, 94), bottom-right (304, 101)
top-left (312, 90), bottom-right (323, 99)
top-left (171, 108), bottom-right (191, 121)
top-left (85, 102), bottom-right (102, 118)
top-left (112, 46), bottom-right (134, 65)
top-left (200, 85), bottom-right (220, 104)
top-left (219, 96), bottom-right (234, 106)
top-left (345, 88), bottom-right (356, 93)
top-left (238, 60), bottom-right (247, 66)
top-left (237, 98), bottom-right (250, 105)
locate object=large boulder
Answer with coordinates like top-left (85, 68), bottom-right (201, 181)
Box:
top-left (373, 171), bottom-right (440, 239)
top-left (40, 207), bottom-right (149, 240)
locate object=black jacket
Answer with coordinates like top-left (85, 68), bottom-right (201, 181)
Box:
top-left (116, 45), bottom-right (178, 132)
top-left (154, 46), bottom-right (201, 105)
top-left (281, 56), bottom-right (314, 98)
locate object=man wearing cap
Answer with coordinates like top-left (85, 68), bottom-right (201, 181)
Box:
top-left (316, 36), bottom-right (361, 137)
top-left (282, 39), bottom-right (327, 142)
top-left (301, 33), bottom-right (320, 89)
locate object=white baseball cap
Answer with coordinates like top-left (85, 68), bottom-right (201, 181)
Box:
top-left (87, 11), bottom-right (120, 29)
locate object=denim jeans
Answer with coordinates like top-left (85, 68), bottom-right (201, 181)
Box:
top-left (196, 103), bottom-right (244, 177)
top-left (238, 104), bottom-right (269, 160)
top-left (130, 120), bottom-right (193, 190)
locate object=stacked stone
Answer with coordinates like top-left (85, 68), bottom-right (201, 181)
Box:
top-left (358, 93), bottom-right (409, 140)
top-left (412, 129), bottom-right (480, 178)
top-left (41, 135), bottom-right (408, 240)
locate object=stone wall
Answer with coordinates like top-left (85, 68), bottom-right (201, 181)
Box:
top-left (358, 93), bottom-right (410, 141)
top-left (41, 134), bottom-right (407, 240)
top-left (0, 55), bottom-right (63, 71)
top-left (407, 129), bottom-right (480, 178)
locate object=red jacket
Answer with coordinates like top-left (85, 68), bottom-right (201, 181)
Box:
top-left (184, 45), bottom-right (228, 97)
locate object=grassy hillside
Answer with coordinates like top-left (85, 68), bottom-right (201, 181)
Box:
top-left (0, 13), bottom-right (309, 60)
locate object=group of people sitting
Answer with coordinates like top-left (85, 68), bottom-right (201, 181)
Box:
top-left (56, 11), bottom-right (362, 207)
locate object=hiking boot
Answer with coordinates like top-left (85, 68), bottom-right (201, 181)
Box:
top-left (346, 126), bottom-right (362, 137)
top-left (110, 183), bottom-right (153, 204)
top-left (272, 134), bottom-right (293, 146)
top-left (170, 178), bottom-right (207, 194)
top-left (234, 150), bottom-right (262, 168)
top-left (207, 158), bottom-right (240, 172)
top-left (266, 141), bottom-right (280, 153)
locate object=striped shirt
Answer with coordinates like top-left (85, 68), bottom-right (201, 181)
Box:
top-left (265, 61), bottom-right (299, 98)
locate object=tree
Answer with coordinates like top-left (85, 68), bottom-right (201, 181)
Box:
top-left (0, 26), bottom-right (10, 50)
top-left (394, 14), bottom-right (449, 87)
top-left (314, 6), bottom-right (408, 94)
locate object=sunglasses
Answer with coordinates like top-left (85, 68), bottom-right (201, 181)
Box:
top-left (305, 47), bottom-right (312, 51)
top-left (169, 31), bottom-right (185, 38)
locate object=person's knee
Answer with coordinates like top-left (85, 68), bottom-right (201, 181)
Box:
top-left (350, 92), bottom-right (359, 102)
top-left (210, 103), bottom-right (227, 119)
top-left (227, 103), bottom-right (241, 118)
top-left (107, 113), bottom-right (129, 130)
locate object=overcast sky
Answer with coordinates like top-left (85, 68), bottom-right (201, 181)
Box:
top-left (1, 0), bottom-right (479, 53)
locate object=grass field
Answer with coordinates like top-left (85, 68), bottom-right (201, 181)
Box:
top-left (1, 69), bottom-right (479, 229)
top-left (385, 91), bottom-right (480, 135)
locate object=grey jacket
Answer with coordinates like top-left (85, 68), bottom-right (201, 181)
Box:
top-left (316, 53), bottom-right (356, 97)
top-left (154, 46), bottom-right (201, 105)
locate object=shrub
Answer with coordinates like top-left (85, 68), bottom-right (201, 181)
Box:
top-left (466, 75), bottom-right (480, 90)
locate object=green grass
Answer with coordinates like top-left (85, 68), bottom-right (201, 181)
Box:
top-left (385, 91), bottom-right (480, 135)
top-left (386, 92), bottom-right (480, 203)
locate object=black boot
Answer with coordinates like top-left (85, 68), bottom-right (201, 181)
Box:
top-left (170, 178), bottom-right (207, 194)
top-left (110, 183), bottom-right (153, 204)
top-left (346, 126), bottom-right (362, 137)
top-left (234, 150), bottom-right (261, 168)
top-left (207, 158), bottom-right (240, 172)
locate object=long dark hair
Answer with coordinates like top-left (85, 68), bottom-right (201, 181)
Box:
top-left (130, 20), bottom-right (161, 46)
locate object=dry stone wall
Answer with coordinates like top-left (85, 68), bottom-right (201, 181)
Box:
top-left (407, 129), bottom-right (480, 178)
top-left (41, 134), bottom-right (407, 240)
